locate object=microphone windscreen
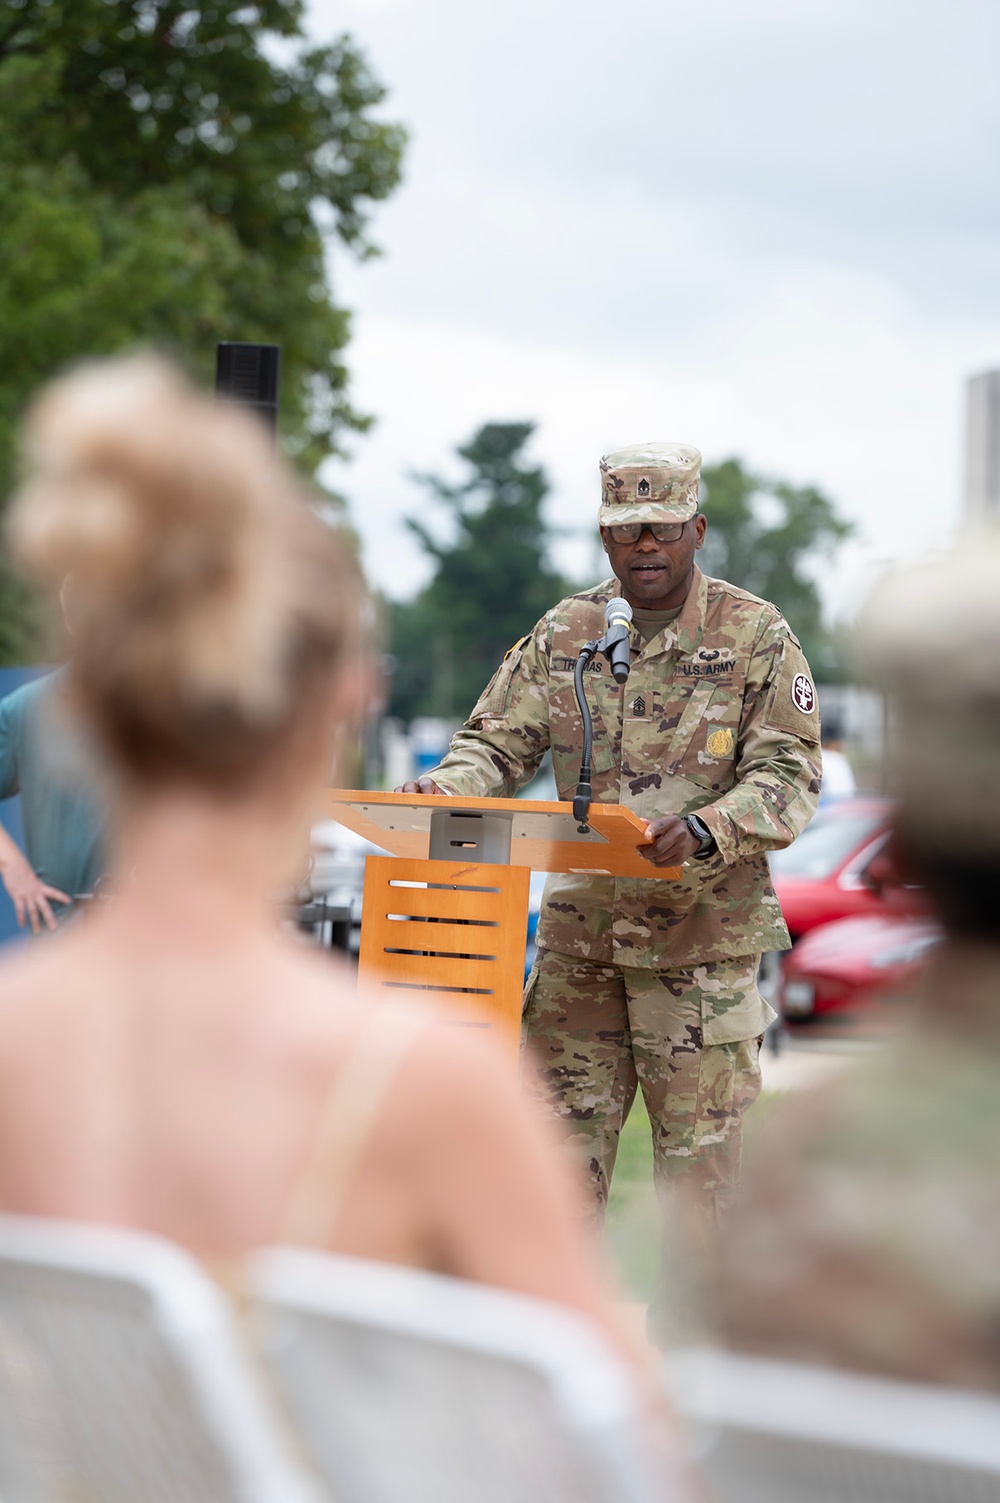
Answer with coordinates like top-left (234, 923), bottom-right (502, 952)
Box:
top-left (605, 598), bottom-right (634, 627)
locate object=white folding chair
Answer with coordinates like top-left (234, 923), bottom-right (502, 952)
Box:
top-left (669, 1346), bottom-right (1000, 1503)
top-left (0, 1215), bottom-right (324, 1503)
top-left (248, 1248), bottom-right (679, 1503)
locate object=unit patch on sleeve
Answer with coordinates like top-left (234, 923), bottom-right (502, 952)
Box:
top-left (763, 641), bottom-right (822, 740)
top-left (791, 673), bottom-right (816, 714)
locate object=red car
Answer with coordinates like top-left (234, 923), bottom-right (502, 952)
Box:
top-left (780, 911), bottom-right (941, 1019)
top-left (769, 796), bottom-right (923, 940)
top-left (767, 796), bottom-right (936, 1022)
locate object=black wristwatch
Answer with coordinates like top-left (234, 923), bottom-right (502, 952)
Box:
top-left (684, 814), bottom-right (717, 860)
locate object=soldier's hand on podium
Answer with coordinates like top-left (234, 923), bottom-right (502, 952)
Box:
top-left (396, 777), bottom-right (447, 795)
top-left (640, 815), bottom-right (699, 867)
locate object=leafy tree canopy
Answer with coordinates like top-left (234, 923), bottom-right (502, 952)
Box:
top-left (389, 424), bottom-right (569, 723)
top-left (698, 458), bottom-right (853, 678)
top-left (0, 0), bottom-right (405, 661)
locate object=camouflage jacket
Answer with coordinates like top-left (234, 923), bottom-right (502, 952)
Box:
top-left (430, 568), bottom-right (821, 982)
top-left (716, 948), bottom-right (1000, 1391)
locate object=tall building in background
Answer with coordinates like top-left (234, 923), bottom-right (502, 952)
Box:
top-left (964, 370), bottom-right (1000, 525)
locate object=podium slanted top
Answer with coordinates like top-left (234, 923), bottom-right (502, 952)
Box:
top-left (325, 790), bottom-right (681, 880)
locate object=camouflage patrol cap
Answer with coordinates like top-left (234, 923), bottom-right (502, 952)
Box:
top-left (860, 540), bottom-right (1000, 855)
top-left (598, 442), bottom-right (701, 527)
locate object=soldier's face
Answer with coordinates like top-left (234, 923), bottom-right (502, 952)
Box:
top-left (601, 514), bottom-right (706, 610)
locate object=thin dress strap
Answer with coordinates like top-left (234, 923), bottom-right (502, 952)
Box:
top-left (278, 1002), bottom-right (431, 1250)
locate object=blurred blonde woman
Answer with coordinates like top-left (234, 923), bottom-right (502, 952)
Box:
top-left (0, 356), bottom-right (643, 1364)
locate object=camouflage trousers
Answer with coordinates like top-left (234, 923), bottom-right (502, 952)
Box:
top-left (521, 948), bottom-right (765, 1221)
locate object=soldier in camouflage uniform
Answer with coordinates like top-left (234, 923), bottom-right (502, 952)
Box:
top-left (716, 540), bottom-right (1000, 1391)
top-left (401, 442), bottom-right (821, 1224)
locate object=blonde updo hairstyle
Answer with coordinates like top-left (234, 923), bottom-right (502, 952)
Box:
top-left (6, 355), bottom-right (363, 794)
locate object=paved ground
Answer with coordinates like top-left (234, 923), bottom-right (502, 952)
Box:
top-left (759, 1030), bottom-right (874, 1093)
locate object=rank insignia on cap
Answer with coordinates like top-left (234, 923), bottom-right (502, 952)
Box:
top-left (637, 477), bottom-right (650, 497)
top-left (791, 673), bottom-right (816, 714)
top-left (706, 727), bottom-right (735, 758)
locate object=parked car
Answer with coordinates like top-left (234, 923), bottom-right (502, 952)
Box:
top-left (769, 796), bottom-right (923, 940)
top-left (764, 795), bottom-right (934, 1028)
top-left (780, 911), bottom-right (941, 1020)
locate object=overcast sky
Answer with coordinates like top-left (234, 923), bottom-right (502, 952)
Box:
top-left (306, 0), bottom-right (1000, 620)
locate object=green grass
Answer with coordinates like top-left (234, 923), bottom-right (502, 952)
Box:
top-left (605, 1095), bottom-right (660, 1301)
top-left (605, 1089), bottom-right (782, 1302)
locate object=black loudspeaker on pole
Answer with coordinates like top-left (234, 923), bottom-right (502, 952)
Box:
top-left (214, 342), bottom-right (281, 435)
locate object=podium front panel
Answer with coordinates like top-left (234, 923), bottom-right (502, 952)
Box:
top-left (357, 856), bottom-right (530, 1044)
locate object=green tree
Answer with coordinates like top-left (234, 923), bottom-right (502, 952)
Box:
top-left (699, 458), bottom-right (852, 677)
top-left (0, 0), bottom-right (405, 660)
top-left (389, 424), bottom-right (569, 723)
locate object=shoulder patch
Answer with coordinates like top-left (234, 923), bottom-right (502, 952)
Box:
top-left (764, 652), bottom-right (821, 740)
top-left (503, 634), bottom-right (530, 662)
top-left (790, 672), bottom-right (816, 715)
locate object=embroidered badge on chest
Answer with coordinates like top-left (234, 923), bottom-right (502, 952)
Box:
top-left (630, 694), bottom-right (647, 718)
top-left (706, 727), bottom-right (734, 758)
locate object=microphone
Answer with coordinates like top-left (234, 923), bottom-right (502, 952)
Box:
top-left (602, 598), bottom-right (633, 684)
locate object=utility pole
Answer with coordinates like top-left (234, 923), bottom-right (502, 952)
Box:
top-left (964, 369), bottom-right (1000, 526)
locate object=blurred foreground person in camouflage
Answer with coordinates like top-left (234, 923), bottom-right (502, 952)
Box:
top-left (402, 442), bottom-right (821, 1237)
top-left (716, 541), bottom-right (1000, 1390)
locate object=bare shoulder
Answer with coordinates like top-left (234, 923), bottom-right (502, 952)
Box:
top-left (0, 929), bottom-right (116, 1092)
top-left (0, 927), bottom-right (83, 1029)
top-left (259, 947), bottom-right (527, 1138)
top-left (390, 1015), bottom-right (530, 1142)
top-left (278, 933), bottom-right (363, 1008)
top-left (264, 935), bottom-right (374, 1067)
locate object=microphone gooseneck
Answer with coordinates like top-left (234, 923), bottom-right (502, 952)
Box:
top-left (572, 598), bottom-right (634, 829)
top-left (572, 648), bottom-right (595, 829)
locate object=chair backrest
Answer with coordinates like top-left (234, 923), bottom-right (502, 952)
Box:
top-left (0, 1214), bottom-right (324, 1503)
top-left (669, 1346), bottom-right (1000, 1503)
top-left (248, 1247), bottom-right (676, 1503)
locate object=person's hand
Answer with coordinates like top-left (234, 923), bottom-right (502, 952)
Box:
top-left (395, 777), bottom-right (447, 795)
top-left (640, 815), bottom-right (700, 867)
top-left (0, 846), bottom-right (71, 933)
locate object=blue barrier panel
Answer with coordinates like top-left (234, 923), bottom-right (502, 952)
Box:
top-left (0, 667), bottom-right (48, 947)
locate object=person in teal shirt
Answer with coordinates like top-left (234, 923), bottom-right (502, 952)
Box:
top-left (0, 671), bottom-right (107, 932)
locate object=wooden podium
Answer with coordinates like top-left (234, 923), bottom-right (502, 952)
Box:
top-left (326, 790), bottom-right (680, 1044)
